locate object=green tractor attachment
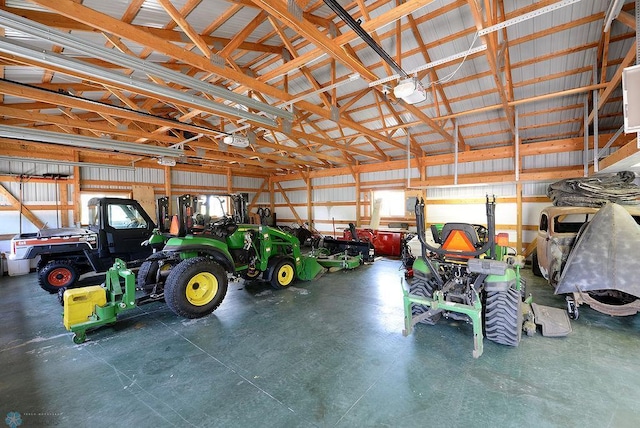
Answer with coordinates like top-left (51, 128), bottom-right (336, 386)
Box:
top-left (309, 248), bottom-right (363, 272)
top-left (63, 259), bottom-right (137, 344)
top-left (403, 196), bottom-right (528, 358)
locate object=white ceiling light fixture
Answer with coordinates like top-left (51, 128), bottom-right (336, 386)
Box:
top-left (222, 135), bottom-right (250, 148)
top-left (393, 77), bottom-right (427, 105)
top-left (157, 157), bottom-right (177, 167)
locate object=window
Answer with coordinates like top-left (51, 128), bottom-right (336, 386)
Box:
top-left (107, 203), bottom-right (148, 229)
top-left (373, 190), bottom-right (406, 217)
top-left (205, 196), bottom-right (226, 219)
top-left (80, 192), bottom-right (128, 225)
top-left (539, 214), bottom-right (548, 232)
top-left (552, 213), bottom-right (591, 234)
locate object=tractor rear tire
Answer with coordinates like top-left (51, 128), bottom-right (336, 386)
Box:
top-left (164, 257), bottom-right (228, 319)
top-left (270, 259), bottom-right (296, 289)
top-left (137, 260), bottom-right (157, 290)
top-left (410, 275), bottom-right (441, 325)
top-left (485, 287), bottom-right (522, 347)
top-left (38, 260), bottom-right (78, 293)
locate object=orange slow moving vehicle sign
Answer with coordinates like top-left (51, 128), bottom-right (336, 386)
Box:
top-left (442, 229), bottom-right (476, 257)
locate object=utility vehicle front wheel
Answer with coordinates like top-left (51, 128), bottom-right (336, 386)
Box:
top-left (38, 260), bottom-right (78, 293)
top-left (484, 287), bottom-right (522, 347)
top-left (164, 257), bottom-right (228, 319)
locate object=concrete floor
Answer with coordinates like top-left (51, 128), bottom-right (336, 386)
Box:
top-left (1, 259), bottom-right (640, 427)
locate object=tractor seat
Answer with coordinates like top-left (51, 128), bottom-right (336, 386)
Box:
top-left (440, 223), bottom-right (480, 260)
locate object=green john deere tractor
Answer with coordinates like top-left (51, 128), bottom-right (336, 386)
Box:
top-left (137, 194), bottom-right (325, 319)
top-left (402, 196), bottom-right (527, 358)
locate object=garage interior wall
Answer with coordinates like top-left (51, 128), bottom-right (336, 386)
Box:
top-left (0, 137), bottom-right (635, 260)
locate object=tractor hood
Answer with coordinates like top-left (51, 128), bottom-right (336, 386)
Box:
top-left (556, 203), bottom-right (640, 298)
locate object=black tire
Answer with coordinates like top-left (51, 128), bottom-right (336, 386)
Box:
top-left (137, 260), bottom-right (157, 289)
top-left (38, 260), bottom-right (78, 293)
top-left (485, 287), bottom-right (522, 347)
top-left (531, 251), bottom-right (543, 277)
top-left (241, 267), bottom-right (261, 280)
top-left (164, 257), bottom-right (228, 319)
top-left (409, 274), bottom-right (441, 325)
top-left (138, 260), bottom-right (176, 290)
top-left (57, 287), bottom-right (67, 306)
top-left (270, 259), bottom-right (296, 289)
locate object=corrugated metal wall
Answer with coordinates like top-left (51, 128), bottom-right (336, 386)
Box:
top-left (172, 169), bottom-right (227, 189)
top-left (0, 148), bottom-right (631, 252)
top-left (427, 183), bottom-right (516, 199)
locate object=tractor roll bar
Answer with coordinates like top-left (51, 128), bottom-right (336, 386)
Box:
top-left (414, 195), bottom-right (497, 259)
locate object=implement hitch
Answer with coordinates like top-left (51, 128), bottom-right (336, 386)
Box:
top-left (402, 281), bottom-right (484, 358)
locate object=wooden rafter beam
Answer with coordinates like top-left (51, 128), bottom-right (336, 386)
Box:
top-left (466, 0), bottom-right (514, 134)
top-left (587, 41), bottom-right (636, 126)
top-left (219, 11), bottom-right (268, 59)
top-left (157, 0), bottom-right (211, 58)
top-left (256, 0), bottom-right (438, 82)
top-left (0, 79), bottom-right (222, 138)
top-left (250, 0), bottom-right (377, 82)
top-left (0, 6), bottom-right (282, 55)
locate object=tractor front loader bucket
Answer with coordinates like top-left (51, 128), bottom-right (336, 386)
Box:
top-left (297, 256), bottom-right (327, 281)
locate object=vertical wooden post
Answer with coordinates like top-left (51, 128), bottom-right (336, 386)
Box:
top-left (306, 170), bottom-right (312, 227)
top-left (227, 167), bottom-right (233, 214)
top-left (59, 181), bottom-right (69, 227)
top-left (269, 177), bottom-right (275, 216)
top-left (516, 182), bottom-right (523, 254)
top-left (355, 168), bottom-right (361, 227)
top-left (420, 158), bottom-right (427, 228)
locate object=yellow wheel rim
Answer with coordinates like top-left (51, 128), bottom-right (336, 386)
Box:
top-left (277, 264), bottom-right (295, 286)
top-left (185, 272), bottom-right (219, 306)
